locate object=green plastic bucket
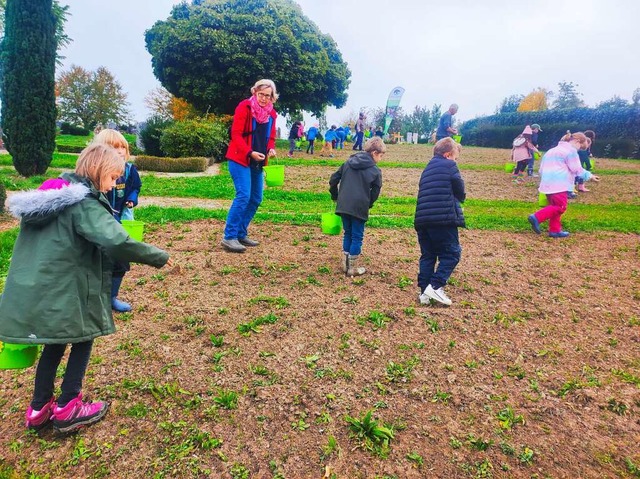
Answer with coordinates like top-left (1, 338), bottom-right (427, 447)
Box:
top-left (121, 220), bottom-right (144, 241)
top-left (538, 192), bottom-right (548, 207)
top-left (533, 151), bottom-right (542, 161)
top-left (589, 158), bottom-right (595, 171)
top-left (505, 162), bottom-right (514, 173)
top-left (0, 342), bottom-right (39, 369)
top-left (452, 134), bottom-right (462, 143)
top-left (321, 213), bottom-right (342, 235)
top-left (264, 165), bottom-right (285, 186)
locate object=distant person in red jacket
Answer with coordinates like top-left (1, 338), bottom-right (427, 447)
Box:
top-left (223, 79), bottom-right (278, 253)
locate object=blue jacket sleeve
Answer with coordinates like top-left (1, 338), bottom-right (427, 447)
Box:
top-left (125, 164), bottom-right (142, 206)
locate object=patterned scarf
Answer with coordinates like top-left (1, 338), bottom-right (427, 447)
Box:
top-left (249, 95), bottom-right (273, 124)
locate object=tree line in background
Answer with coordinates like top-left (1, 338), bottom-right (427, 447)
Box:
top-left (461, 82), bottom-right (640, 158)
top-left (336, 104), bottom-right (442, 142)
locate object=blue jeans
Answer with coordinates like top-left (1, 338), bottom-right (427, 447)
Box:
top-left (352, 132), bottom-right (364, 150)
top-left (416, 226), bottom-right (461, 291)
top-left (527, 157), bottom-right (535, 175)
top-left (341, 214), bottom-right (366, 256)
top-left (224, 160), bottom-right (264, 240)
top-left (306, 139), bottom-right (315, 154)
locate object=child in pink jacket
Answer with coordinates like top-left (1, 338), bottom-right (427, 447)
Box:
top-left (511, 125), bottom-right (538, 180)
top-left (528, 132), bottom-right (600, 238)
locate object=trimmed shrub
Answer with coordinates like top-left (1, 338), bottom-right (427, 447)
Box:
top-left (56, 144), bottom-right (85, 153)
top-left (159, 119), bottom-right (227, 160)
top-left (0, 182), bottom-right (6, 213)
top-left (460, 106), bottom-right (640, 158)
top-left (134, 155), bottom-right (208, 173)
top-left (60, 122), bottom-right (90, 136)
top-left (140, 116), bottom-right (173, 157)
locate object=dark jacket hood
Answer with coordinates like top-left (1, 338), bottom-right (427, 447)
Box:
top-left (346, 151), bottom-right (376, 170)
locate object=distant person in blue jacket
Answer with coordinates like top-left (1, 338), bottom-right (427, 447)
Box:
top-left (414, 137), bottom-right (465, 306)
top-left (306, 124), bottom-right (319, 154)
top-left (321, 125), bottom-right (337, 157)
top-left (336, 126), bottom-right (346, 149)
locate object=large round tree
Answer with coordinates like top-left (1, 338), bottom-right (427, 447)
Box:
top-left (1, 0), bottom-right (57, 176)
top-left (145, 0), bottom-right (351, 116)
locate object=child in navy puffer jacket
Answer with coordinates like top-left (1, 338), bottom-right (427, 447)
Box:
top-left (414, 137), bottom-right (466, 306)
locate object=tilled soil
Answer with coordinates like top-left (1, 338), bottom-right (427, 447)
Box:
top-left (1, 221), bottom-right (638, 478)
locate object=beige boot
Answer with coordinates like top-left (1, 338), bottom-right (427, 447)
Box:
top-left (347, 255), bottom-right (366, 277)
top-left (341, 252), bottom-right (349, 274)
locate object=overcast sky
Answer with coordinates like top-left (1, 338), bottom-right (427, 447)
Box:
top-left (60, 0), bottom-right (638, 126)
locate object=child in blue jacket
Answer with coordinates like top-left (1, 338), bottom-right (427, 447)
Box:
top-left (92, 129), bottom-right (142, 312)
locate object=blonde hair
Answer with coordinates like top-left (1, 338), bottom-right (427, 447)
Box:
top-left (434, 137), bottom-right (458, 157)
top-left (364, 136), bottom-right (386, 154)
top-left (75, 144), bottom-right (124, 191)
top-left (561, 131), bottom-right (588, 149)
top-left (92, 128), bottom-right (130, 160)
top-left (251, 79), bottom-right (279, 102)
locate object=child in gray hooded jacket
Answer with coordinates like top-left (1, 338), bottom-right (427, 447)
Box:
top-left (329, 137), bottom-right (385, 276)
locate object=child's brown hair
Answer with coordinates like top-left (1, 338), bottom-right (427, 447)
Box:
top-left (434, 137), bottom-right (459, 157)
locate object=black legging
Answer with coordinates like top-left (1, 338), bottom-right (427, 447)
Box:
top-left (31, 340), bottom-right (93, 409)
top-left (513, 159), bottom-right (529, 175)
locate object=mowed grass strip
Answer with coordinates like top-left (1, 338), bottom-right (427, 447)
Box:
top-left (134, 201), bottom-right (639, 234)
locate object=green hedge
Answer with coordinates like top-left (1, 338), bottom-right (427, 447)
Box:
top-left (159, 119), bottom-right (227, 160)
top-left (460, 106), bottom-right (640, 158)
top-left (134, 155), bottom-right (208, 173)
top-left (60, 122), bottom-right (90, 136)
top-left (56, 144), bottom-right (85, 153)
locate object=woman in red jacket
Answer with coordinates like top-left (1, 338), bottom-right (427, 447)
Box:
top-left (222, 79), bottom-right (278, 253)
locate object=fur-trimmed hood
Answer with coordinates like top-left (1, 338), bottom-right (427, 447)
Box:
top-left (8, 182), bottom-right (91, 226)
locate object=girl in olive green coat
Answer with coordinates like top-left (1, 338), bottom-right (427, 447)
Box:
top-left (0, 144), bottom-right (171, 434)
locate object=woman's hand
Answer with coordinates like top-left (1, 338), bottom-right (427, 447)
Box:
top-left (250, 151), bottom-right (266, 161)
top-left (267, 149), bottom-right (277, 158)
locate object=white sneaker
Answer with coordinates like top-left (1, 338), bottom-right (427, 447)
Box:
top-left (418, 292), bottom-right (431, 305)
top-left (422, 284), bottom-right (452, 306)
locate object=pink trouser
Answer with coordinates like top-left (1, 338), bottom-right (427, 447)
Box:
top-left (534, 191), bottom-right (568, 233)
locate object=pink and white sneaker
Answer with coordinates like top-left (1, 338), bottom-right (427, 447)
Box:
top-left (25, 396), bottom-right (55, 431)
top-left (52, 393), bottom-right (109, 434)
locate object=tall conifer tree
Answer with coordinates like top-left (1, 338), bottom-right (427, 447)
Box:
top-left (1, 0), bottom-right (57, 176)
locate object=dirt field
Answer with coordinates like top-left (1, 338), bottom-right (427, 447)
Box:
top-left (1, 220), bottom-right (639, 478)
top-left (1, 143), bottom-right (639, 478)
